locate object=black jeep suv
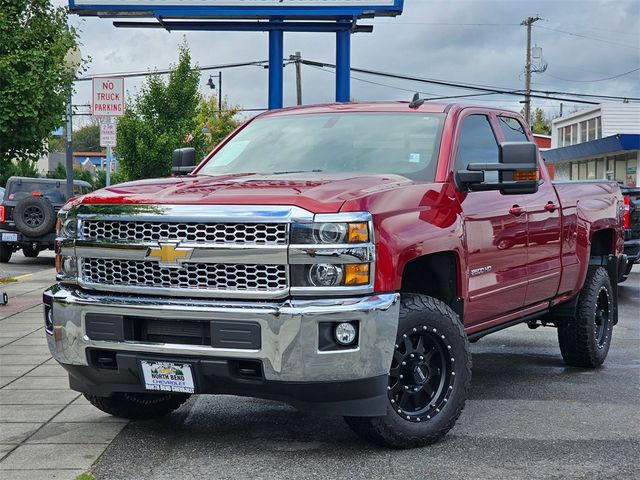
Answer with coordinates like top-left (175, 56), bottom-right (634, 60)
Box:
top-left (0, 176), bottom-right (92, 262)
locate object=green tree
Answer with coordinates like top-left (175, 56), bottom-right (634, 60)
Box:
top-left (196, 96), bottom-right (242, 155)
top-left (116, 42), bottom-right (207, 180)
top-left (73, 122), bottom-right (102, 152)
top-left (531, 107), bottom-right (551, 135)
top-left (0, 0), bottom-right (83, 186)
top-left (46, 162), bottom-right (95, 186)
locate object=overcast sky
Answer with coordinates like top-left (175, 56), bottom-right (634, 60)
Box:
top-left (58, 0), bottom-right (640, 124)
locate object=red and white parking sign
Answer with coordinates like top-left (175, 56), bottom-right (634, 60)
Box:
top-left (92, 77), bottom-right (124, 117)
top-left (100, 122), bottom-right (117, 147)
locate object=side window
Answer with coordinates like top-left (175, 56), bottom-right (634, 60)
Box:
top-left (455, 115), bottom-right (499, 183)
top-left (498, 116), bottom-right (529, 142)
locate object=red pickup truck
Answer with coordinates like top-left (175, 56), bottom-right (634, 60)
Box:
top-left (45, 102), bottom-right (625, 448)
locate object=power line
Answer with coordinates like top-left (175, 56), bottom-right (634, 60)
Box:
top-left (75, 60), bottom-right (269, 82)
top-left (543, 67), bottom-right (640, 83)
top-left (533, 24), bottom-right (640, 50)
top-left (302, 58), bottom-right (640, 104)
top-left (301, 59), bottom-right (604, 105)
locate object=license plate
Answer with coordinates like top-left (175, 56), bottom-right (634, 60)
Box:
top-left (1, 233), bottom-right (18, 242)
top-left (140, 361), bottom-right (195, 394)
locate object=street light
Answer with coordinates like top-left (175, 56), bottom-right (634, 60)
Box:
top-left (206, 72), bottom-right (223, 112)
top-left (63, 45), bottom-right (81, 199)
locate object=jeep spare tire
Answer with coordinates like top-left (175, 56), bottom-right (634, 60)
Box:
top-left (13, 196), bottom-right (56, 237)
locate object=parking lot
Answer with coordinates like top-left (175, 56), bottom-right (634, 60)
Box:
top-left (1, 251), bottom-right (638, 480)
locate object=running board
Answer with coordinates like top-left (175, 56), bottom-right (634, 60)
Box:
top-left (467, 310), bottom-right (549, 342)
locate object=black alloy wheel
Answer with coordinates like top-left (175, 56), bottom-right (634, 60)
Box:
top-left (388, 326), bottom-right (454, 423)
top-left (593, 286), bottom-right (611, 349)
top-left (557, 266), bottom-right (615, 368)
top-left (22, 205), bottom-right (44, 228)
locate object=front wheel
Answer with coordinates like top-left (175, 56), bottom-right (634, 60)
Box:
top-left (557, 266), bottom-right (614, 368)
top-left (84, 392), bottom-right (191, 420)
top-left (345, 294), bottom-right (471, 448)
top-left (22, 245), bottom-right (39, 258)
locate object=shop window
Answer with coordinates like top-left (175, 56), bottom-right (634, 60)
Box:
top-left (563, 126), bottom-right (571, 147)
top-left (615, 159), bottom-right (626, 182)
top-left (596, 159), bottom-right (605, 179)
top-left (587, 160), bottom-right (596, 179)
top-left (579, 121), bottom-right (587, 143)
top-left (579, 162), bottom-right (587, 179)
top-left (588, 118), bottom-right (597, 141)
top-left (571, 163), bottom-right (579, 180)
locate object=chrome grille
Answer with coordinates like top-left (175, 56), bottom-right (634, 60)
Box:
top-left (81, 220), bottom-right (287, 245)
top-left (82, 258), bottom-right (287, 293)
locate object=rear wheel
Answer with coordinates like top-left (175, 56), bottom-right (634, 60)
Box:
top-left (345, 294), bottom-right (471, 448)
top-left (13, 196), bottom-right (56, 237)
top-left (0, 242), bottom-right (11, 263)
top-left (557, 267), bottom-right (614, 368)
top-left (84, 392), bottom-right (191, 420)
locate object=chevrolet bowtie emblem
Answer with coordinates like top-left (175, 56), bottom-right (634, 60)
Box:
top-left (145, 242), bottom-right (193, 268)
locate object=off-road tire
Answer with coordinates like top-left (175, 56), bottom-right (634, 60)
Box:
top-left (0, 242), bottom-right (11, 263)
top-left (345, 294), bottom-right (471, 449)
top-left (22, 245), bottom-right (39, 258)
top-left (84, 392), bottom-right (191, 420)
top-left (13, 196), bottom-right (56, 237)
top-left (557, 267), bottom-right (614, 368)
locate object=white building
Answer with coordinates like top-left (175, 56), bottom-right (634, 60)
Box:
top-left (544, 104), bottom-right (640, 187)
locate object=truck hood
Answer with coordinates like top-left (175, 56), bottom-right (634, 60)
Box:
top-left (79, 173), bottom-right (414, 213)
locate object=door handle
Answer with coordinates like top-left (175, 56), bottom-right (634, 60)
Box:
top-left (544, 202), bottom-right (557, 213)
top-left (509, 205), bottom-right (524, 217)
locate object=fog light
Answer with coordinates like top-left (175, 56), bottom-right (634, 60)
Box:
top-left (308, 263), bottom-right (344, 287)
top-left (61, 256), bottom-right (77, 277)
top-left (334, 322), bottom-right (357, 346)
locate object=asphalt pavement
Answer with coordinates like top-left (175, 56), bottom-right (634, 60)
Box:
top-left (1, 253), bottom-right (638, 479)
top-left (91, 268), bottom-right (640, 480)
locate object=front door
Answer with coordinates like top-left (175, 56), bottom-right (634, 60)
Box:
top-left (454, 113), bottom-right (528, 325)
top-left (495, 115), bottom-right (562, 305)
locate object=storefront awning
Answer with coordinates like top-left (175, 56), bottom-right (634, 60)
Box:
top-left (543, 134), bottom-right (640, 163)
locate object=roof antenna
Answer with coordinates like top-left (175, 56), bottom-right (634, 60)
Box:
top-left (409, 92), bottom-right (425, 109)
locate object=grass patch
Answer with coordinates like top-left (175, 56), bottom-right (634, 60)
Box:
top-left (75, 473), bottom-right (96, 480)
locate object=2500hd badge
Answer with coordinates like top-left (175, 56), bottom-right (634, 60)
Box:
top-left (45, 101), bottom-right (626, 448)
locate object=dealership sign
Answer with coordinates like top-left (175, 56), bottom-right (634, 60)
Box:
top-left (69, 0), bottom-right (404, 18)
top-left (92, 77), bottom-right (124, 117)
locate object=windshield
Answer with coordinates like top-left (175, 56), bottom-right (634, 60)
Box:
top-left (198, 113), bottom-right (445, 179)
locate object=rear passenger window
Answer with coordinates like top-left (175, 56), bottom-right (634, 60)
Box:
top-left (455, 115), bottom-right (499, 183)
top-left (498, 116), bottom-right (529, 142)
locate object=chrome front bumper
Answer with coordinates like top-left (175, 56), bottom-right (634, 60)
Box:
top-left (44, 285), bottom-right (400, 383)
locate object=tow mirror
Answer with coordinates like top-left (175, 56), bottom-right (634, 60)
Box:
top-left (172, 148), bottom-right (196, 174)
top-left (457, 141), bottom-right (539, 195)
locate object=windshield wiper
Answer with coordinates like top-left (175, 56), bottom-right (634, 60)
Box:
top-left (271, 169), bottom-right (323, 175)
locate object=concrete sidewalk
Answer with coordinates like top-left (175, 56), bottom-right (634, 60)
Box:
top-left (0, 268), bottom-right (127, 480)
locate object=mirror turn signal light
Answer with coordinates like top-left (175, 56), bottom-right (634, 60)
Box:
top-left (345, 264), bottom-right (370, 286)
top-left (348, 223), bottom-right (369, 243)
top-left (513, 170), bottom-right (539, 181)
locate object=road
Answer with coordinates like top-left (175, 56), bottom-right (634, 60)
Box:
top-left (0, 250), bottom-right (55, 282)
top-left (90, 268), bottom-right (639, 480)
top-left (3, 251), bottom-right (638, 479)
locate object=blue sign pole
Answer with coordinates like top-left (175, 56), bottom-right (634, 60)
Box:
top-left (268, 19), bottom-right (284, 109)
top-left (335, 28), bottom-right (351, 102)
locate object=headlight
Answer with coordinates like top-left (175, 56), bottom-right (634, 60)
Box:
top-left (56, 214), bottom-right (77, 239)
top-left (291, 221), bottom-right (370, 244)
top-left (56, 255), bottom-right (77, 277)
top-left (308, 264), bottom-right (344, 287)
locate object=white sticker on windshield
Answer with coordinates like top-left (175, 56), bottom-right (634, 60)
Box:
top-left (409, 153), bottom-right (421, 163)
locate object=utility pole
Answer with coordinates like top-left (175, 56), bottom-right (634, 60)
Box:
top-left (290, 51), bottom-right (303, 105)
top-left (521, 16), bottom-right (541, 126)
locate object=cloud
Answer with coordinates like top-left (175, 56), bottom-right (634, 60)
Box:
top-left (58, 0), bottom-right (639, 119)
